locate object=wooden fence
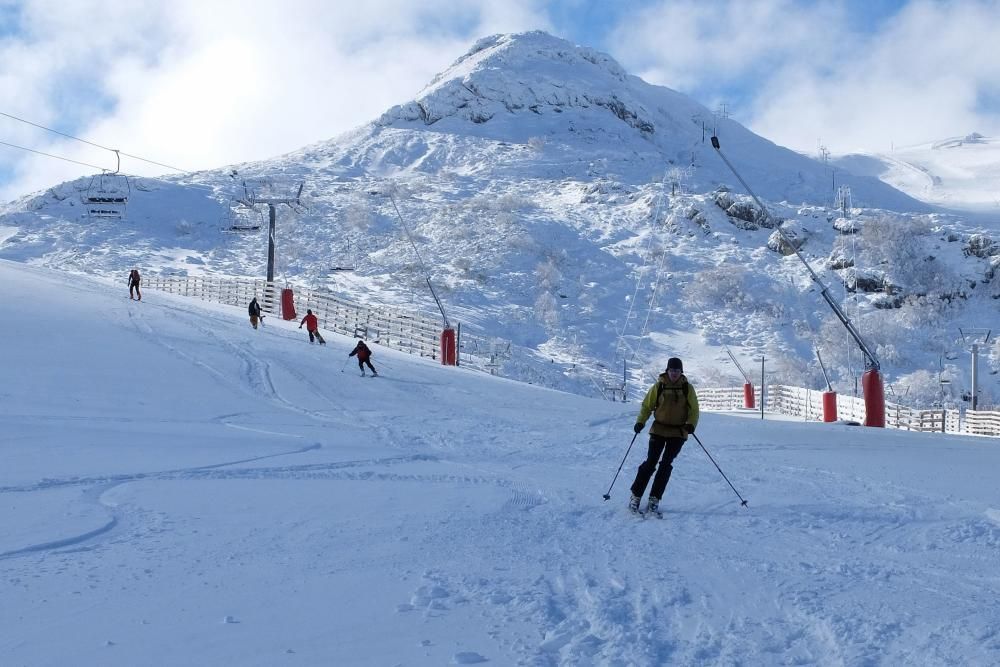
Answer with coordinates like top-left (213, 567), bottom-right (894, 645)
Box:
top-left (139, 275), bottom-right (1000, 438)
top-left (699, 384), bottom-right (999, 438)
top-left (144, 275), bottom-right (502, 368)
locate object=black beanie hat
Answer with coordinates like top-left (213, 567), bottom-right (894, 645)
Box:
top-left (666, 357), bottom-right (683, 371)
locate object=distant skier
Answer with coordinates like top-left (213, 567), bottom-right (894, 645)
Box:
top-left (349, 339), bottom-right (377, 376)
top-left (248, 297), bottom-right (263, 329)
top-left (298, 309), bottom-right (325, 344)
top-left (629, 357), bottom-right (699, 516)
top-left (128, 269), bottom-right (142, 301)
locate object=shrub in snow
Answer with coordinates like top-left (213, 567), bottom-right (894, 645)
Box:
top-left (853, 214), bottom-right (962, 297)
top-left (534, 292), bottom-right (560, 330)
top-left (890, 369), bottom-right (943, 407)
top-left (346, 198), bottom-right (374, 233)
top-left (535, 258), bottom-right (562, 292)
top-left (827, 254), bottom-right (854, 271)
top-left (527, 136), bottom-right (546, 151)
top-left (988, 257), bottom-right (1000, 299)
top-left (682, 265), bottom-right (784, 318)
top-left (832, 217), bottom-right (861, 235)
top-left (845, 268), bottom-right (889, 294)
top-left (964, 234), bottom-right (998, 259)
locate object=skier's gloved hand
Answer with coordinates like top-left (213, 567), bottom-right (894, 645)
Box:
top-left (633, 422), bottom-right (644, 434)
top-left (684, 423), bottom-right (695, 434)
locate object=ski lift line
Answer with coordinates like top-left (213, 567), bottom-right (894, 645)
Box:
top-left (386, 191), bottom-right (450, 329)
top-left (0, 139), bottom-right (108, 171)
top-left (710, 135), bottom-right (881, 371)
top-left (0, 109), bottom-right (191, 173)
top-left (613, 165), bottom-right (673, 362)
top-left (627, 167), bottom-right (677, 361)
top-left (634, 230), bottom-right (674, 345)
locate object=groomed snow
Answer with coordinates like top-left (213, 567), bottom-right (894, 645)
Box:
top-left (3, 260), bottom-right (999, 666)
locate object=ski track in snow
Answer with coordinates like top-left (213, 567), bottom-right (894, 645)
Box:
top-left (370, 453), bottom-right (1000, 666)
top-left (4, 267), bottom-right (1000, 665)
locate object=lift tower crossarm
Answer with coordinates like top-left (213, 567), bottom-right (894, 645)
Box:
top-left (711, 136), bottom-right (880, 371)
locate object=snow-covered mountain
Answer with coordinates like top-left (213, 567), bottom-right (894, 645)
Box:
top-left (834, 132), bottom-right (1000, 215)
top-left (1, 31), bottom-right (998, 407)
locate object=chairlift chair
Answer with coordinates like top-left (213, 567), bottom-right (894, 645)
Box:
top-left (329, 237), bottom-right (357, 271)
top-left (220, 203), bottom-right (264, 232)
top-left (83, 149), bottom-right (130, 219)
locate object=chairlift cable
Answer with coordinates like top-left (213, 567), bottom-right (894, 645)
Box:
top-left (0, 109), bottom-right (190, 172)
top-left (0, 139), bottom-right (108, 171)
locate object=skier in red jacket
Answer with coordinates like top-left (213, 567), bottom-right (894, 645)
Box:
top-left (349, 340), bottom-right (377, 376)
top-left (298, 309), bottom-right (326, 344)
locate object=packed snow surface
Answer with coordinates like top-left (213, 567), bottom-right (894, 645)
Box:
top-left (2, 260), bottom-right (999, 666)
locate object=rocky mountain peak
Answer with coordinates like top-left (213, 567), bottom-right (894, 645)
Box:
top-left (377, 30), bottom-right (656, 136)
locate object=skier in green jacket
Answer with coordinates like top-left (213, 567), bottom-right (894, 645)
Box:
top-left (629, 357), bottom-right (700, 516)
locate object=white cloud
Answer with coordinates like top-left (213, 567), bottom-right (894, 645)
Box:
top-left (749, 1), bottom-right (1000, 154)
top-left (6, 0), bottom-right (1000, 202)
top-left (606, 0), bottom-right (1000, 156)
top-left (1, 0), bottom-right (551, 201)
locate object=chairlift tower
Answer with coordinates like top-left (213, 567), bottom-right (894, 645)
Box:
top-left (836, 185), bottom-right (852, 218)
top-left (235, 177), bottom-right (305, 282)
top-left (959, 328), bottom-right (992, 410)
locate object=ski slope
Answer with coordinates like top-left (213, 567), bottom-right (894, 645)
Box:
top-left (835, 133), bottom-right (1000, 218)
top-left (2, 260), bottom-right (999, 666)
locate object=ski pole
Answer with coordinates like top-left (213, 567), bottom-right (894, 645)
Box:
top-left (340, 357), bottom-right (351, 373)
top-left (690, 432), bottom-right (749, 507)
top-left (602, 431), bottom-right (639, 500)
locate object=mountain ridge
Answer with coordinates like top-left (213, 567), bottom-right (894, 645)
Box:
top-left (0, 31), bottom-right (997, 406)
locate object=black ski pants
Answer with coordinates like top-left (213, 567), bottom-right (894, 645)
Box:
top-left (630, 434), bottom-right (685, 501)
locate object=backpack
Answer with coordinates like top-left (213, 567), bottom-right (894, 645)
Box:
top-left (655, 380), bottom-right (689, 405)
top-left (652, 380), bottom-right (690, 426)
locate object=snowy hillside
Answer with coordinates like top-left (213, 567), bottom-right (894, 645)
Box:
top-left (834, 132), bottom-right (1000, 215)
top-left (3, 259), bottom-right (1000, 666)
top-left (0, 31), bottom-right (998, 408)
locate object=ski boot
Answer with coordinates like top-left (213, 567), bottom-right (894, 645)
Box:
top-left (646, 497), bottom-right (662, 519)
top-left (628, 494), bottom-right (641, 514)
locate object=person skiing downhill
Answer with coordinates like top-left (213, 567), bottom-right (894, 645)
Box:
top-left (629, 357), bottom-right (699, 516)
top-left (298, 309), bottom-right (325, 344)
top-left (128, 269), bottom-right (142, 301)
top-left (248, 297), bottom-right (263, 329)
top-left (349, 339), bottom-right (377, 376)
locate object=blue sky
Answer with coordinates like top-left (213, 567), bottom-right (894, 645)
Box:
top-left (2, 0), bottom-right (999, 201)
